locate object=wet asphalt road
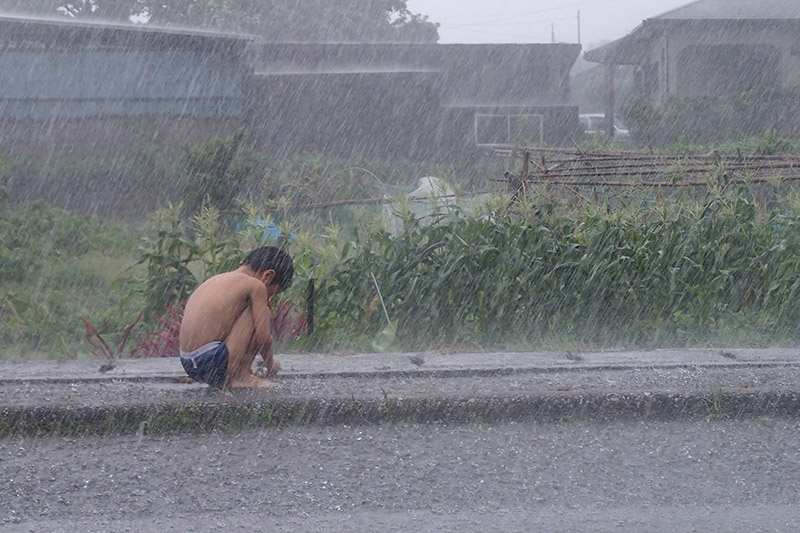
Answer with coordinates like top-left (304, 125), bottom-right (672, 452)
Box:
top-left (2, 419), bottom-right (800, 532)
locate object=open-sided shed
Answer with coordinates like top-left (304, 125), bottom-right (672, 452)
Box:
top-left (584, 0), bottom-right (800, 134)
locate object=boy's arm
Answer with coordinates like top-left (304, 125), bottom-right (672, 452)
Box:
top-left (260, 338), bottom-right (276, 373)
top-left (248, 279), bottom-right (273, 353)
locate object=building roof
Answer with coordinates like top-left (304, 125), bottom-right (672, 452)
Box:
top-left (653, 0), bottom-right (800, 21)
top-left (582, 26), bottom-right (654, 65)
top-left (0, 13), bottom-right (254, 51)
top-left (584, 0), bottom-right (800, 64)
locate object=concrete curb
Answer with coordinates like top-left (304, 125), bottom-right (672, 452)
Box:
top-left (3, 349), bottom-right (800, 437)
top-left (3, 389), bottom-right (799, 438)
top-left (3, 360), bottom-right (800, 385)
top-left (3, 347), bottom-right (800, 383)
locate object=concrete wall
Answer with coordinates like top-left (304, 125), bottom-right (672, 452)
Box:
top-left (637, 20), bottom-right (800, 105)
top-left (0, 16), bottom-right (250, 163)
top-left (0, 50), bottom-right (242, 119)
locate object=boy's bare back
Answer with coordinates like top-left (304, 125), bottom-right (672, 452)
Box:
top-left (179, 270), bottom-right (269, 353)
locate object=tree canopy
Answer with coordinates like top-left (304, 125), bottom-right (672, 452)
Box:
top-left (0, 0), bottom-right (132, 19)
top-left (0, 0), bottom-right (439, 42)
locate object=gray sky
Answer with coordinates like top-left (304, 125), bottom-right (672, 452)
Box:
top-left (406, 0), bottom-right (691, 48)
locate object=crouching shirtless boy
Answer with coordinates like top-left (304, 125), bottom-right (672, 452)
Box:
top-left (179, 246), bottom-right (293, 389)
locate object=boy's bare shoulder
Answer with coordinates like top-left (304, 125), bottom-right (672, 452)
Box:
top-left (194, 270), bottom-right (247, 293)
top-left (194, 270), bottom-right (260, 294)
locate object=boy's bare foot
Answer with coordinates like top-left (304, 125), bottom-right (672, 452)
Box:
top-left (227, 374), bottom-right (277, 389)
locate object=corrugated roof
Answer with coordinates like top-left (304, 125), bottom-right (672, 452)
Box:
top-left (585, 0), bottom-right (800, 64)
top-left (582, 24), bottom-right (653, 64)
top-left (653, 0), bottom-right (800, 20)
top-left (0, 13), bottom-right (255, 42)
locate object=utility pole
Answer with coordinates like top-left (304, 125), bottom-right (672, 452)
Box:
top-left (577, 11), bottom-right (581, 45)
top-left (604, 63), bottom-right (615, 138)
top-left (551, 23), bottom-right (555, 43)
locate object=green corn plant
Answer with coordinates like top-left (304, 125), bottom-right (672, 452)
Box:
top-left (313, 182), bottom-right (800, 351)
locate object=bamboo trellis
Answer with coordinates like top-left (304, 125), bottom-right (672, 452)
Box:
top-left (260, 146), bottom-right (800, 213)
top-left (494, 145), bottom-right (800, 194)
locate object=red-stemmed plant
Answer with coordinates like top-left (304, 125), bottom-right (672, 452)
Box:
top-left (272, 298), bottom-right (308, 346)
top-left (81, 315), bottom-right (142, 370)
top-left (137, 304), bottom-right (183, 358)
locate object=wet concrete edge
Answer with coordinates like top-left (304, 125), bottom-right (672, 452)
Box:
top-left (4, 360), bottom-right (800, 385)
top-left (2, 390), bottom-right (799, 438)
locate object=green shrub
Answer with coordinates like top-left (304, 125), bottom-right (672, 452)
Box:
top-left (0, 201), bottom-right (141, 356)
top-left (129, 204), bottom-right (244, 320)
top-left (10, 165), bottom-right (800, 359)
top-left (313, 185), bottom-right (800, 350)
top-left (180, 128), bottom-right (255, 215)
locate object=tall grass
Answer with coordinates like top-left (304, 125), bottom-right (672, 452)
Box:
top-left (314, 184), bottom-right (800, 350)
top-left (0, 201), bottom-right (143, 357)
top-left (7, 178), bottom-right (800, 358)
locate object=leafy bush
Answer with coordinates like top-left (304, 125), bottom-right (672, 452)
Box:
top-left (180, 128), bottom-right (256, 215)
top-left (11, 165), bottom-right (800, 359)
top-left (0, 201), bottom-right (141, 356)
top-left (130, 204), bottom-right (243, 320)
top-left (126, 202), bottom-right (312, 351)
top-left (313, 186), bottom-right (800, 350)
top-left (0, 200), bottom-right (129, 282)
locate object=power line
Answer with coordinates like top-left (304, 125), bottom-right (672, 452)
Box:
top-left (438, 25), bottom-right (574, 42)
top-left (429, 0), bottom-right (602, 26)
top-left (442, 14), bottom-right (579, 29)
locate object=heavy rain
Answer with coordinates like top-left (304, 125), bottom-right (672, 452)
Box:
top-left (1, 0), bottom-right (800, 530)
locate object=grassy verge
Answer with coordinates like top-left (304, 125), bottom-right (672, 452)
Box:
top-left (5, 139), bottom-right (800, 358)
top-left (0, 201), bottom-right (145, 359)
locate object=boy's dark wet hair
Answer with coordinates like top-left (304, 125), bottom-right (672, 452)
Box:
top-left (241, 246), bottom-right (293, 289)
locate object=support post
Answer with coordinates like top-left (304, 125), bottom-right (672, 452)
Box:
top-left (604, 63), bottom-right (616, 138)
top-left (306, 278), bottom-right (315, 336)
